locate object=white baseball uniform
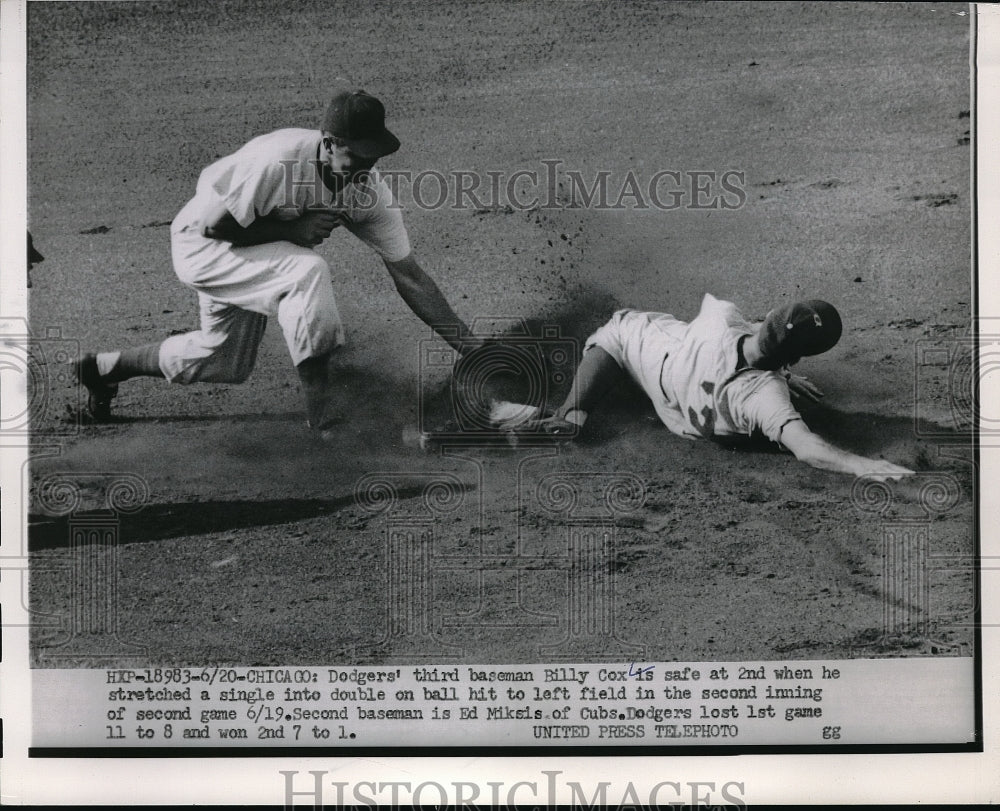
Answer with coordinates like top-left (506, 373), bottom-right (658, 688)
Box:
top-left (585, 294), bottom-right (802, 443)
top-left (161, 128), bottom-right (411, 383)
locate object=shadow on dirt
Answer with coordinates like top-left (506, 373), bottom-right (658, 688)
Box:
top-left (28, 482), bottom-right (478, 550)
top-left (91, 411), bottom-right (304, 425)
top-left (794, 400), bottom-right (974, 469)
top-left (29, 497), bottom-right (356, 550)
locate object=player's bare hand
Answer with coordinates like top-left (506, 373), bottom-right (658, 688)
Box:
top-left (856, 459), bottom-right (916, 482)
top-left (288, 210), bottom-right (351, 247)
top-left (786, 373), bottom-right (823, 403)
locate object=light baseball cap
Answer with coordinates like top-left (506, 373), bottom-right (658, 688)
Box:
top-left (322, 89), bottom-right (400, 159)
top-left (758, 300), bottom-right (843, 365)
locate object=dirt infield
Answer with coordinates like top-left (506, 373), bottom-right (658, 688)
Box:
top-left (26, 1), bottom-right (973, 666)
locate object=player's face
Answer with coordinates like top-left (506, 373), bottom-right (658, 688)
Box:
top-left (323, 137), bottom-right (377, 185)
top-left (754, 312), bottom-right (800, 370)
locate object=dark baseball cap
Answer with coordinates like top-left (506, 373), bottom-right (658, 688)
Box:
top-left (322, 89), bottom-right (400, 159)
top-left (758, 299), bottom-right (843, 366)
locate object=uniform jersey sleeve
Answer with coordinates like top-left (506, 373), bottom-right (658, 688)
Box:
top-left (346, 176), bottom-right (411, 262)
top-left (725, 373), bottom-right (802, 444)
top-left (205, 146), bottom-right (290, 228)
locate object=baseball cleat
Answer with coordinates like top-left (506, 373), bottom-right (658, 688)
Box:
top-left (73, 352), bottom-right (118, 422)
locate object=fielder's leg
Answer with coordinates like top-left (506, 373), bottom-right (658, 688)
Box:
top-left (73, 344), bottom-right (163, 422)
top-left (172, 235), bottom-right (346, 437)
top-left (268, 247), bottom-right (345, 439)
top-left (77, 297), bottom-right (266, 422)
top-left (81, 228), bottom-right (343, 429)
top-left (296, 351), bottom-right (343, 435)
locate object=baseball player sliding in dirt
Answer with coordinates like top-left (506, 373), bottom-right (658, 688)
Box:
top-left (74, 89), bottom-right (480, 435)
top-left (505, 294), bottom-right (914, 481)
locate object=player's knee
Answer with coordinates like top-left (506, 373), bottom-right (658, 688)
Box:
top-left (311, 322), bottom-right (343, 358)
top-left (585, 311), bottom-right (619, 340)
top-left (582, 312), bottom-right (629, 359)
top-left (289, 252), bottom-right (330, 286)
top-left (165, 333), bottom-right (259, 384)
top-left (277, 282), bottom-right (344, 361)
top-left (180, 357), bottom-right (254, 384)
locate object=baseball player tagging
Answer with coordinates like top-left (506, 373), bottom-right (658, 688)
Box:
top-left (75, 89), bottom-right (481, 435)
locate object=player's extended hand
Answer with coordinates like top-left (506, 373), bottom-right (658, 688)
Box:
top-left (855, 459), bottom-right (916, 482)
top-left (786, 373), bottom-right (823, 403)
top-left (287, 209), bottom-right (352, 248)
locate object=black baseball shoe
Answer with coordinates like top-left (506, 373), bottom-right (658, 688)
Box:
top-left (73, 353), bottom-right (118, 422)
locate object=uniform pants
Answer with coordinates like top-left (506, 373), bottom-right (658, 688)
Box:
top-left (159, 224), bottom-right (345, 384)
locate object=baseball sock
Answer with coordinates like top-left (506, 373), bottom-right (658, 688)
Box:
top-left (297, 353), bottom-right (341, 431)
top-left (97, 342), bottom-right (165, 382)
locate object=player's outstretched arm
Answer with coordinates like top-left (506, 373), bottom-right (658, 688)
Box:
top-left (383, 254), bottom-right (480, 355)
top-left (779, 419), bottom-right (914, 480)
